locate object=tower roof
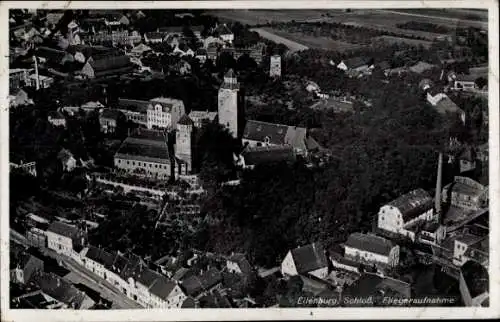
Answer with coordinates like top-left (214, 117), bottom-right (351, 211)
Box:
top-left (225, 68), bottom-right (236, 79)
top-left (178, 114), bottom-right (194, 126)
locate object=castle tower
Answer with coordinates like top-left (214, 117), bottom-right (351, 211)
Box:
top-left (218, 69), bottom-right (240, 138)
top-left (270, 55), bottom-right (281, 78)
top-left (175, 114), bottom-right (194, 173)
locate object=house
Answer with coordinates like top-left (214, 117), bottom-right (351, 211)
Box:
top-left (456, 146), bottom-right (477, 173)
top-left (344, 233), bottom-right (400, 269)
top-left (35, 46), bottom-right (74, 66)
top-left (117, 98), bottom-right (149, 125)
top-left (213, 23), bottom-right (234, 43)
top-left (343, 273), bottom-right (411, 305)
top-left (226, 253), bottom-right (253, 276)
top-left (384, 66), bottom-right (408, 77)
top-left (329, 252), bottom-right (360, 274)
top-left (450, 73), bottom-right (479, 90)
top-left (48, 110), bottom-right (66, 128)
top-left (114, 129), bottom-right (183, 179)
top-left (337, 57), bottom-right (373, 73)
top-left (243, 120), bottom-right (317, 156)
top-left (58, 149), bottom-right (77, 172)
top-left (452, 232), bottom-right (489, 266)
top-left (148, 275), bottom-right (187, 308)
top-left (144, 31), bottom-right (168, 43)
top-left (10, 251), bottom-right (44, 284)
top-left (281, 243), bottom-right (329, 279)
top-left (188, 110), bottom-right (218, 128)
top-left (46, 221), bottom-right (85, 257)
top-left (147, 97), bottom-right (186, 129)
top-left (81, 246), bottom-right (116, 280)
top-left (34, 272), bottom-right (95, 309)
top-left (99, 109), bottom-right (123, 133)
top-left (426, 91), bottom-right (466, 124)
top-left (181, 268), bottom-right (223, 299)
top-left (409, 61), bottom-right (436, 74)
top-left (80, 55), bottom-right (134, 79)
top-left (377, 189), bottom-right (436, 241)
top-left (81, 100), bottom-right (105, 113)
top-left (442, 176), bottom-right (488, 211)
top-left (237, 145), bottom-right (297, 170)
top-left (28, 74), bottom-right (54, 89)
top-left (12, 290), bottom-right (66, 309)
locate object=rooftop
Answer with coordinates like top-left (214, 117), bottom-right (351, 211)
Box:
top-left (46, 221), bottom-right (80, 239)
top-left (117, 98), bottom-right (151, 113)
top-left (345, 233), bottom-right (395, 256)
top-left (242, 145), bottom-right (296, 166)
top-left (243, 120), bottom-right (308, 151)
top-left (290, 243), bottom-right (328, 275)
top-left (115, 130), bottom-right (171, 164)
top-left (386, 188), bottom-right (433, 222)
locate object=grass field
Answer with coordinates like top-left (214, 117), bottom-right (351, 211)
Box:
top-left (372, 35), bottom-right (434, 49)
top-left (208, 9), bottom-right (333, 25)
top-left (260, 28), bottom-right (364, 52)
top-left (250, 28), bottom-right (309, 52)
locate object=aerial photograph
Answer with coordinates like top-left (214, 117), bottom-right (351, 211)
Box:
top-left (7, 7), bottom-right (489, 309)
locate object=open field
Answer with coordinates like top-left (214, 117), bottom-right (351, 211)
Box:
top-left (259, 27), bottom-right (364, 52)
top-left (372, 35), bottom-right (434, 49)
top-left (379, 9), bottom-right (488, 29)
top-left (250, 28), bottom-right (309, 52)
top-left (389, 9), bottom-right (488, 22)
top-left (207, 9), bottom-right (334, 25)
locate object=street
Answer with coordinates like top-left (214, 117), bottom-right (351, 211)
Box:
top-left (9, 230), bottom-right (142, 309)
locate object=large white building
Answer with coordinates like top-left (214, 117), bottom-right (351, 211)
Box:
top-left (344, 232), bottom-right (400, 269)
top-left (218, 69), bottom-right (240, 138)
top-left (377, 189), bottom-right (436, 241)
top-left (147, 97), bottom-right (186, 130)
top-left (270, 55), bottom-right (281, 78)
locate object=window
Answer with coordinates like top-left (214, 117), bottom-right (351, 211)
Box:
top-left (127, 161), bottom-right (130, 165)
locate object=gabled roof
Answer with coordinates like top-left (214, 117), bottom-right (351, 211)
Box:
top-left (135, 268), bottom-right (161, 288)
top-left (242, 120), bottom-right (308, 151)
top-left (181, 268), bottom-right (222, 297)
top-left (100, 108), bottom-right (122, 121)
top-left (114, 130), bottom-right (171, 164)
top-left (289, 243), bottom-right (328, 274)
top-left (227, 253), bottom-right (253, 275)
top-left (47, 221), bottom-right (80, 239)
top-left (178, 114), bottom-right (194, 126)
top-left (149, 276), bottom-right (178, 300)
top-left (117, 98), bottom-right (150, 113)
top-left (242, 145), bottom-right (296, 166)
top-left (435, 96), bottom-right (463, 116)
top-left (345, 233), bottom-right (395, 256)
top-left (35, 272), bottom-right (93, 309)
top-left (377, 61), bottom-right (391, 70)
top-left (215, 24), bottom-right (233, 35)
top-left (386, 188), bottom-right (433, 221)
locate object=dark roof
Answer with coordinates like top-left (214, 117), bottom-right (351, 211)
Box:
top-left (88, 55), bottom-right (132, 73)
top-left (181, 296), bottom-right (197, 308)
top-left (290, 243), bottom-right (328, 274)
top-left (435, 97), bottom-right (463, 116)
top-left (343, 57), bottom-right (368, 68)
top-left (227, 253), bottom-right (253, 275)
top-left (345, 233), bottom-right (395, 256)
top-left (181, 268), bottom-right (222, 297)
top-left (149, 276), bottom-right (177, 300)
top-left (100, 108), bottom-right (122, 121)
top-left (377, 61), bottom-right (391, 70)
top-left (215, 24), bottom-right (233, 35)
top-left (48, 110), bottom-right (65, 119)
top-left (115, 131), bottom-right (171, 164)
top-left (329, 252), bottom-right (360, 269)
top-left (36, 46), bottom-right (67, 64)
top-left (344, 273), bottom-right (410, 299)
top-left (46, 221), bottom-right (80, 239)
top-left (386, 188), bottom-right (433, 221)
top-left (135, 268), bottom-right (161, 288)
top-left (85, 246), bottom-right (116, 268)
top-left (117, 98), bottom-right (150, 113)
top-left (243, 120), bottom-right (307, 149)
top-left (177, 114), bottom-right (194, 126)
top-left (242, 145), bottom-right (296, 166)
top-left (35, 272), bottom-right (91, 308)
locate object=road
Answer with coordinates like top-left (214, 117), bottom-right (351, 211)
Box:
top-left (250, 28), bottom-right (309, 52)
top-left (376, 10), bottom-right (488, 29)
top-left (9, 230), bottom-right (142, 309)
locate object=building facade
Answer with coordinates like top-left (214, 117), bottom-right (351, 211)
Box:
top-left (344, 233), bottom-right (400, 269)
top-left (147, 97), bottom-right (186, 130)
top-left (218, 69), bottom-right (240, 138)
top-left (270, 55), bottom-right (281, 78)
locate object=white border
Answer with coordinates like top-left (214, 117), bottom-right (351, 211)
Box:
top-left (1, 1), bottom-right (498, 321)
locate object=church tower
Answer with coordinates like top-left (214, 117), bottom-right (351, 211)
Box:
top-left (218, 69), bottom-right (240, 138)
top-left (270, 55), bottom-right (282, 78)
top-left (175, 114), bottom-right (194, 174)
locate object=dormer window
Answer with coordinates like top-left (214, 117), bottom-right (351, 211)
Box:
top-left (264, 136), bottom-right (271, 145)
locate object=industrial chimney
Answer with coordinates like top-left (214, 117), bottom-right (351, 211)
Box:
top-left (33, 55), bottom-right (40, 90)
top-left (435, 152), bottom-right (443, 223)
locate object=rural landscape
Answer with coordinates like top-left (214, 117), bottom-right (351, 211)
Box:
top-left (7, 6), bottom-right (490, 312)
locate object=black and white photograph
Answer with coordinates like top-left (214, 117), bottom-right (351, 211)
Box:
top-left (1, 1), bottom-right (498, 320)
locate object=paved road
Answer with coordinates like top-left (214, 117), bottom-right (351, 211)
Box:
top-left (10, 230), bottom-right (142, 309)
top-left (376, 9), bottom-right (488, 29)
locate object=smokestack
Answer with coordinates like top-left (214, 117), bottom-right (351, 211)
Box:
top-left (33, 55), bottom-right (40, 90)
top-left (435, 152), bottom-right (443, 222)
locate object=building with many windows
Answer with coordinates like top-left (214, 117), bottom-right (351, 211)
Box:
top-left (147, 97), bottom-right (186, 130)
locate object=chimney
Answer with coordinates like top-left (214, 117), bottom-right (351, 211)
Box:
top-left (33, 55), bottom-right (40, 90)
top-left (435, 152), bottom-right (443, 223)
